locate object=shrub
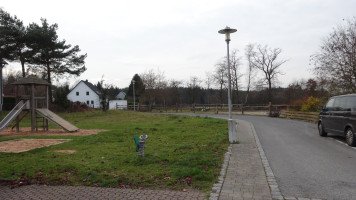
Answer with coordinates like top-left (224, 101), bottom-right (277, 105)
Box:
top-left (301, 96), bottom-right (322, 112)
top-left (290, 98), bottom-right (307, 111)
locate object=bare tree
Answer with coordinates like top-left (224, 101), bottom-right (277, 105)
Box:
top-left (156, 71), bottom-right (168, 111)
top-left (250, 44), bottom-right (287, 103)
top-left (230, 49), bottom-right (242, 104)
top-left (96, 76), bottom-right (111, 112)
top-left (244, 44), bottom-right (256, 105)
top-left (187, 76), bottom-right (201, 112)
top-left (140, 69), bottom-right (157, 111)
top-left (312, 17), bottom-right (356, 93)
top-left (205, 72), bottom-right (214, 104)
top-left (213, 61), bottom-right (227, 105)
top-left (169, 79), bottom-right (182, 112)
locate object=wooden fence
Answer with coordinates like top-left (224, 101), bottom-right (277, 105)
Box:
top-left (127, 104), bottom-right (320, 123)
top-left (127, 104), bottom-right (289, 114)
top-left (280, 110), bottom-right (319, 123)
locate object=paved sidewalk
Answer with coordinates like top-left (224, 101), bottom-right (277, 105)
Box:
top-left (219, 120), bottom-right (272, 200)
top-left (0, 185), bottom-right (206, 200)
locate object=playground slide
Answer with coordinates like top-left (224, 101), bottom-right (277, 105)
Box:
top-left (35, 108), bottom-right (79, 132)
top-left (0, 100), bottom-right (28, 132)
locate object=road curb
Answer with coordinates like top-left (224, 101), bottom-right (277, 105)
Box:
top-left (248, 121), bottom-right (284, 200)
top-left (209, 144), bottom-right (232, 200)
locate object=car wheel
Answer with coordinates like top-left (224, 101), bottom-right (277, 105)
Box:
top-left (318, 122), bottom-right (327, 137)
top-left (346, 128), bottom-right (356, 147)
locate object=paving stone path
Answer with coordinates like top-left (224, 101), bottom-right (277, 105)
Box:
top-left (219, 120), bottom-right (272, 200)
top-left (0, 185), bottom-right (206, 200)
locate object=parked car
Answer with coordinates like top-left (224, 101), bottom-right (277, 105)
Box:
top-left (318, 94), bottom-right (356, 147)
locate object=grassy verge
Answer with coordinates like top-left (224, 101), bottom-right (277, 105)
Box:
top-left (0, 110), bottom-right (228, 192)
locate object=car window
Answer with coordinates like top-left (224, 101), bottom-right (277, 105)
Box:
top-left (325, 98), bottom-right (335, 111)
top-left (334, 97), bottom-right (348, 111)
top-left (345, 97), bottom-right (356, 111)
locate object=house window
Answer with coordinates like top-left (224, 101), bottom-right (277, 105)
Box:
top-left (86, 91), bottom-right (89, 95)
top-left (87, 101), bottom-right (89, 105)
top-left (91, 100), bottom-right (94, 104)
top-left (76, 92), bottom-right (79, 96)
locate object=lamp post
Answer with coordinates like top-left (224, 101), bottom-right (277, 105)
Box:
top-left (219, 26), bottom-right (237, 143)
top-left (132, 80), bottom-right (136, 111)
top-left (0, 59), bottom-right (8, 111)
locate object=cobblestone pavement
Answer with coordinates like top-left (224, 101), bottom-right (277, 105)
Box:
top-left (0, 185), bottom-right (206, 200)
top-left (219, 120), bottom-right (272, 200)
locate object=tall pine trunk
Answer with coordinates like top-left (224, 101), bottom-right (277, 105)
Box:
top-left (20, 59), bottom-right (25, 77)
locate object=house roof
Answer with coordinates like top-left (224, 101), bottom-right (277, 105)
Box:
top-left (11, 75), bottom-right (50, 86)
top-left (116, 91), bottom-right (126, 99)
top-left (70, 80), bottom-right (100, 96)
top-left (83, 80), bottom-right (100, 95)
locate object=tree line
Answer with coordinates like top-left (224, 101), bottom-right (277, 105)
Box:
top-left (2, 7), bottom-right (355, 111)
top-left (126, 17), bottom-right (356, 110)
top-left (0, 9), bottom-right (87, 101)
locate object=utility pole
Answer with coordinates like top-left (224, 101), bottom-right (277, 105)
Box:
top-left (132, 80), bottom-right (136, 111)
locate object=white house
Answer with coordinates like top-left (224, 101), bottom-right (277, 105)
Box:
top-left (115, 91), bottom-right (126, 100)
top-left (67, 80), bottom-right (101, 108)
top-left (109, 100), bottom-right (127, 110)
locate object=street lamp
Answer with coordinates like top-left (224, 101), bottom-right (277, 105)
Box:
top-left (219, 26), bottom-right (237, 143)
top-left (132, 80), bottom-right (135, 112)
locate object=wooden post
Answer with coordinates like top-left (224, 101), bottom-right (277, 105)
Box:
top-left (31, 84), bottom-right (35, 132)
top-left (268, 102), bottom-right (272, 117)
top-left (45, 85), bottom-right (49, 130)
top-left (16, 85), bottom-right (19, 132)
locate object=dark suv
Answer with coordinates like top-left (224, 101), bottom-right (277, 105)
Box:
top-left (318, 94), bottom-right (356, 147)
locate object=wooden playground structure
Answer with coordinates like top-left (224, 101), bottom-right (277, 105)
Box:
top-left (0, 76), bottom-right (78, 133)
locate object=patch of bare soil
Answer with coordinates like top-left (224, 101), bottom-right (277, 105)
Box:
top-left (0, 128), bottom-right (107, 137)
top-left (52, 150), bottom-right (77, 154)
top-left (0, 128), bottom-right (107, 153)
top-left (0, 139), bottom-right (72, 153)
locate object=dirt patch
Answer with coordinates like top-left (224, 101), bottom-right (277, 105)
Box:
top-left (52, 150), bottom-right (77, 154)
top-left (0, 139), bottom-right (72, 153)
top-left (0, 128), bottom-right (107, 137)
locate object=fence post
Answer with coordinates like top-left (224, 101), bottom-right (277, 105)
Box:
top-left (268, 102), bottom-right (272, 117)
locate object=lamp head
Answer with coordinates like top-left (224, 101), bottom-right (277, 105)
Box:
top-left (218, 26), bottom-right (237, 42)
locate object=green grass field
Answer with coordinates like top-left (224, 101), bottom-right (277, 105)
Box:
top-left (0, 110), bottom-right (229, 192)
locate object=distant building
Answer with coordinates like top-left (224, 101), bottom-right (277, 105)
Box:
top-left (116, 91), bottom-right (126, 100)
top-left (109, 100), bottom-right (127, 110)
top-left (67, 80), bottom-right (101, 108)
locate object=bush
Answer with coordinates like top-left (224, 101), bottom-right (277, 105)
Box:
top-left (290, 98), bottom-right (307, 111)
top-left (301, 96), bottom-right (322, 112)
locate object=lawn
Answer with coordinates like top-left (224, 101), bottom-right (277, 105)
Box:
top-left (0, 110), bottom-right (229, 193)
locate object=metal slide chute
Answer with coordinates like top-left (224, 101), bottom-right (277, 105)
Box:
top-left (35, 109), bottom-right (79, 132)
top-left (0, 100), bottom-right (28, 132)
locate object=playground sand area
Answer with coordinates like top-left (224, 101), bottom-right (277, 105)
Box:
top-left (0, 128), bottom-right (106, 153)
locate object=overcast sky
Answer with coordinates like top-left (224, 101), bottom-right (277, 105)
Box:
top-left (2, 0), bottom-right (356, 89)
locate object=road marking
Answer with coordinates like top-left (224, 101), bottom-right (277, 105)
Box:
top-left (328, 138), bottom-right (356, 150)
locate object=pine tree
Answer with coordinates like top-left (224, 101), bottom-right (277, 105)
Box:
top-left (26, 18), bottom-right (87, 101)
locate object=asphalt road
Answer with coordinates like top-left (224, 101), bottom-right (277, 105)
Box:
top-left (238, 115), bottom-right (356, 200)
top-left (170, 113), bottom-right (356, 199)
